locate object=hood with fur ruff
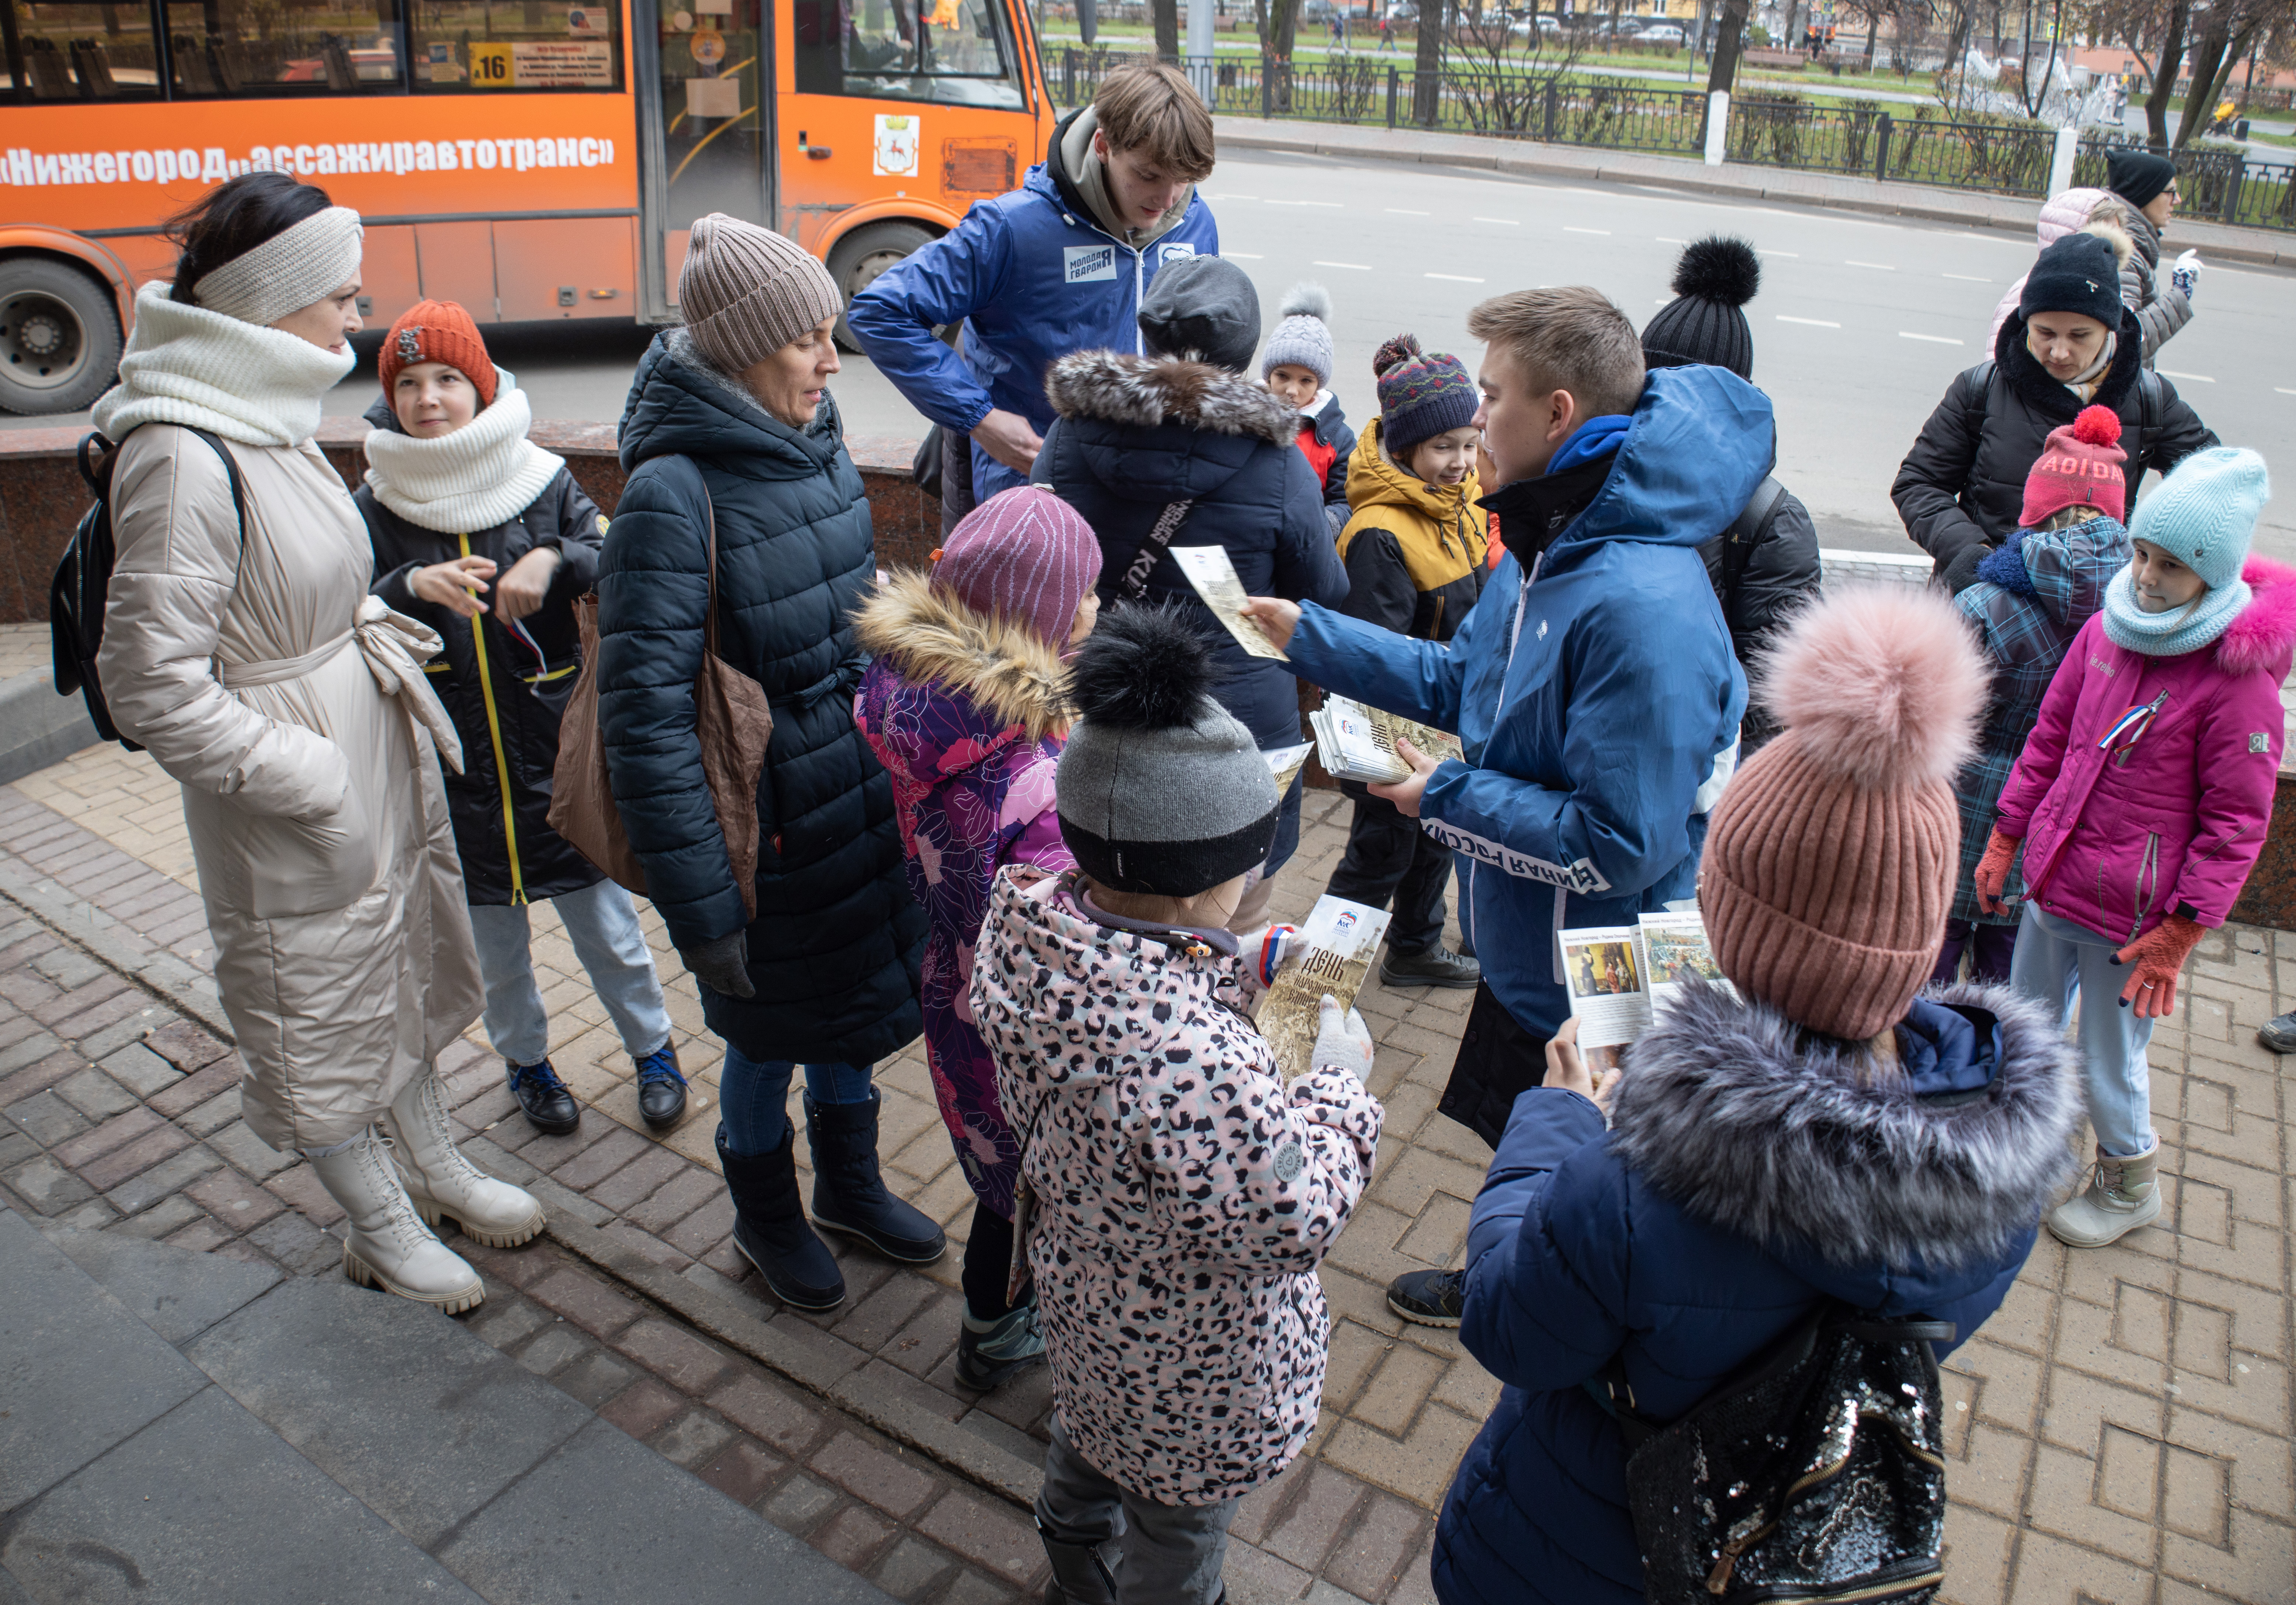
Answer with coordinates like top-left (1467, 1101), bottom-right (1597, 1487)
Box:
top-left (2212, 555), bottom-right (2296, 677)
top-left (1046, 350), bottom-right (1299, 445)
top-left (853, 570), bottom-right (1071, 754)
top-left (1610, 980), bottom-right (2081, 1274)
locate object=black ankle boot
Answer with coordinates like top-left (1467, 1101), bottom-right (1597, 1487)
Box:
top-left (804, 1090), bottom-right (947, 1265)
top-left (716, 1126), bottom-right (845, 1313)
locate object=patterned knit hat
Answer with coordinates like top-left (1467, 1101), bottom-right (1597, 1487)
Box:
top-left (1261, 282), bottom-right (1335, 388)
top-left (932, 488), bottom-right (1105, 648)
top-left (1641, 236), bottom-right (1760, 381)
top-left (2021, 404), bottom-right (2127, 527)
top-left (378, 299), bottom-right (497, 408)
top-left (1375, 334), bottom-right (1477, 454)
top-left (1700, 587), bottom-right (1987, 1042)
top-left (679, 213), bottom-right (842, 375)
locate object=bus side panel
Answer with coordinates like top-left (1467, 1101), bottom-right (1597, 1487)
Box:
top-left (361, 226), bottom-right (424, 329)
top-left (494, 218), bottom-right (636, 321)
top-left (416, 222), bottom-right (499, 320)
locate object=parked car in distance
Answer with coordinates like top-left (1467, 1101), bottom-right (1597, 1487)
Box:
top-left (1635, 21), bottom-right (1686, 44)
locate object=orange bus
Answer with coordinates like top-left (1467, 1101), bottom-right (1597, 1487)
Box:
top-left (0, 0), bottom-right (1055, 412)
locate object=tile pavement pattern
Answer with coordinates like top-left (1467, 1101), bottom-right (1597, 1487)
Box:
top-left (1, 742), bottom-right (2292, 1604)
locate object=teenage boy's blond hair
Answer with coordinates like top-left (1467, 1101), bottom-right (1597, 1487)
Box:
top-left (1468, 287), bottom-right (1646, 422)
top-left (1094, 63), bottom-right (1217, 182)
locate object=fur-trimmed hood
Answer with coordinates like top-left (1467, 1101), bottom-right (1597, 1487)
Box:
top-left (852, 570), bottom-right (1071, 751)
top-left (1610, 980), bottom-right (2081, 1276)
top-left (1045, 350), bottom-right (1299, 445)
top-left (2213, 555), bottom-right (2296, 677)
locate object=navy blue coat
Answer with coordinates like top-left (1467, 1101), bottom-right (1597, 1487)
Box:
top-left (1032, 348), bottom-right (1348, 752)
top-left (1433, 983), bottom-right (2081, 1605)
top-left (595, 331), bottom-right (923, 1065)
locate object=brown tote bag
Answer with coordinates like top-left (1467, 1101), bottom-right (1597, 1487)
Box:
top-left (549, 479), bottom-right (773, 920)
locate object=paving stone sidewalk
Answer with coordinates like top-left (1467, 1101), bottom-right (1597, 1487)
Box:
top-left (4, 742), bottom-right (2294, 1605)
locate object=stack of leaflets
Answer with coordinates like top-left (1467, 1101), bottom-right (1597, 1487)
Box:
top-left (1557, 909), bottom-right (1733, 1070)
top-left (1309, 695), bottom-right (1466, 786)
top-left (1258, 894), bottom-right (1392, 1081)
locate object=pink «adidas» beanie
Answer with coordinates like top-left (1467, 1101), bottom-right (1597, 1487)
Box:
top-left (931, 487), bottom-right (1105, 648)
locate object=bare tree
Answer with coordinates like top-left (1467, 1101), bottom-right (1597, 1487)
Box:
top-left (1707, 0), bottom-right (1751, 89)
top-left (1413, 0), bottom-right (1453, 119)
top-left (1153, 0), bottom-right (1181, 57)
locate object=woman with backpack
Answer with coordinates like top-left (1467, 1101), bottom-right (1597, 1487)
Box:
top-left (88, 173), bottom-right (520, 1314)
top-left (1431, 586), bottom-right (2082, 1604)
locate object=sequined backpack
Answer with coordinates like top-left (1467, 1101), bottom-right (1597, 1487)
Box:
top-left (1603, 1302), bottom-right (1957, 1604)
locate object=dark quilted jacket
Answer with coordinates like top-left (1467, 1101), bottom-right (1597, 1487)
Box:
top-left (595, 331), bottom-right (923, 1064)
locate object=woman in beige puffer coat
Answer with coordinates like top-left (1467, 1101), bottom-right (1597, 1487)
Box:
top-left (91, 172), bottom-right (538, 1313)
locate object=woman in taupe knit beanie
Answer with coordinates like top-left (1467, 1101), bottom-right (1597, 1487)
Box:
top-left (676, 211), bottom-right (845, 425)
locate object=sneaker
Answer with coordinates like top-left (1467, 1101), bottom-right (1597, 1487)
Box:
top-left (2259, 1011), bottom-right (2296, 1054)
top-left (954, 1302), bottom-right (1046, 1391)
top-left (634, 1044), bottom-right (688, 1131)
top-left (1380, 944), bottom-right (1481, 990)
top-left (506, 1057), bottom-right (580, 1136)
top-left (1387, 1267), bottom-right (1465, 1327)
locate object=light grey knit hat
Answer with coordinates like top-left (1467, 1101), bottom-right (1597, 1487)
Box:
top-left (1261, 281), bottom-right (1335, 387)
top-left (679, 213), bottom-right (843, 374)
top-left (1057, 603), bottom-right (1279, 897)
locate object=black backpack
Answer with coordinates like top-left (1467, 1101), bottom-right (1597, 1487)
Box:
top-left (1605, 1302), bottom-right (1956, 1604)
top-left (49, 427), bottom-right (245, 752)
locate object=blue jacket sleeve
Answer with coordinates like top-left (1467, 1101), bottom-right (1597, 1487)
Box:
top-left (1459, 1088), bottom-right (1625, 1390)
top-left (1285, 582), bottom-right (1488, 732)
top-left (593, 463), bottom-right (746, 948)
top-left (846, 206), bottom-right (1011, 435)
top-left (1419, 585), bottom-right (1729, 902)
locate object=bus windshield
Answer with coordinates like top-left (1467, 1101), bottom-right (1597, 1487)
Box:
top-left (791, 0), bottom-right (1022, 110)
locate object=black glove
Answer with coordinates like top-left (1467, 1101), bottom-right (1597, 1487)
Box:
top-left (1940, 543), bottom-right (1989, 595)
top-left (679, 931), bottom-right (755, 1000)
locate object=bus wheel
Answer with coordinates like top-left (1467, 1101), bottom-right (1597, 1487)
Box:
top-left (828, 222), bottom-right (935, 354)
top-left (0, 259), bottom-right (123, 417)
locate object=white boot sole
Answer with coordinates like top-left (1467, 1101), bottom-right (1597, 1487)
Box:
top-left (405, 1191), bottom-right (546, 1250)
top-left (2046, 1194), bottom-right (2163, 1249)
top-left (342, 1238), bottom-right (485, 1314)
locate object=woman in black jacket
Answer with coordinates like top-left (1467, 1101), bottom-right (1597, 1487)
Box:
top-left (359, 302), bottom-right (681, 1145)
top-left (1893, 229), bottom-right (2216, 593)
top-left (595, 215), bottom-right (937, 1315)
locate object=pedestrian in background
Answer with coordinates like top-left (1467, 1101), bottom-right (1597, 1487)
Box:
top-left (851, 487), bottom-right (1103, 1391)
top-left (1986, 178), bottom-right (2195, 367)
top-left (1935, 404), bottom-right (2130, 988)
top-left (92, 173), bottom-right (517, 1313)
top-left (971, 603), bottom-right (1382, 1605)
top-left (1428, 569), bottom-right (2081, 1605)
top-left (598, 214), bottom-right (940, 1315)
top-left (1978, 447), bottom-right (2289, 1249)
top-left (1260, 281), bottom-right (1355, 535)
top-left (359, 301), bottom-right (685, 1146)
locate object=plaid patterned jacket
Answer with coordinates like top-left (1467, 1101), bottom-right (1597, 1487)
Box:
top-left (1951, 515), bottom-right (2132, 924)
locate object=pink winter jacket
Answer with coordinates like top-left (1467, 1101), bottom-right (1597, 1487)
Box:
top-left (1992, 556), bottom-right (2296, 944)
top-left (968, 866), bottom-right (1383, 1505)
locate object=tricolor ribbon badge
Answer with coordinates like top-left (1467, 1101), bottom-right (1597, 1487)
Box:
top-left (2098, 692), bottom-right (2168, 755)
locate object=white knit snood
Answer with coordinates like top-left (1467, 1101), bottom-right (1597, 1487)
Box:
top-left (91, 279), bottom-right (355, 448)
top-left (361, 375), bottom-right (565, 534)
top-left (193, 206), bottom-right (365, 327)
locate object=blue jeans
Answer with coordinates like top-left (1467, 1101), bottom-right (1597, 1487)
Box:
top-left (467, 878), bottom-right (671, 1068)
top-left (718, 1045), bottom-right (874, 1156)
top-left (2009, 903), bottom-right (2156, 1158)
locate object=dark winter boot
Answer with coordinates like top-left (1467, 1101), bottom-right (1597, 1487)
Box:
top-left (805, 1090), bottom-right (948, 1265)
top-left (717, 1126), bottom-right (845, 1313)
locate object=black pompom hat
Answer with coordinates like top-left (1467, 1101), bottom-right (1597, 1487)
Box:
top-left (1641, 236), bottom-right (1761, 380)
top-left (2020, 232), bottom-right (2123, 329)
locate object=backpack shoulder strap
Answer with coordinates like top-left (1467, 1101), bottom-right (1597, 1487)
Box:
top-left (1116, 498), bottom-right (1195, 602)
top-left (1721, 476), bottom-right (1787, 620)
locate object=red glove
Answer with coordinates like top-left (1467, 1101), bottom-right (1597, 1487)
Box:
top-left (2115, 914), bottom-right (2204, 1019)
top-left (1972, 828), bottom-right (2020, 916)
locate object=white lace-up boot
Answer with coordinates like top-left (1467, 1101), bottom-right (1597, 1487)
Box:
top-left (309, 1129), bottom-right (486, 1313)
top-left (2046, 1142), bottom-right (2164, 1248)
top-left (386, 1068), bottom-right (545, 1248)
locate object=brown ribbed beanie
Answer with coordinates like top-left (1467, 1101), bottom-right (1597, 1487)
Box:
top-left (679, 213), bottom-right (843, 374)
top-left (1699, 586), bottom-right (1988, 1042)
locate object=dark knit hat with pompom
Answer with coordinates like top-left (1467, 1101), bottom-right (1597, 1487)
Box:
top-left (1374, 333), bottom-right (1478, 454)
top-left (1641, 236), bottom-right (1761, 380)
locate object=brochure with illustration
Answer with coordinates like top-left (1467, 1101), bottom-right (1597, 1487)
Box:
top-left (1309, 695), bottom-right (1466, 786)
top-left (1557, 909), bottom-right (1733, 1054)
top-left (1263, 740), bottom-right (1314, 798)
top-left (1259, 894), bottom-right (1392, 1081)
top-left (1170, 544), bottom-right (1288, 661)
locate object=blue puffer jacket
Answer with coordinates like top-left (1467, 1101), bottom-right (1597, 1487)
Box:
top-left (1434, 981), bottom-right (2081, 1605)
top-left (596, 331), bottom-right (924, 1065)
top-left (1035, 348), bottom-right (1348, 753)
top-left (1284, 365), bottom-right (1766, 1046)
top-left (846, 104), bottom-right (1221, 502)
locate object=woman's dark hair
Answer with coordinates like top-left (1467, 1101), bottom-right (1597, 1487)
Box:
top-left (166, 173), bottom-right (334, 305)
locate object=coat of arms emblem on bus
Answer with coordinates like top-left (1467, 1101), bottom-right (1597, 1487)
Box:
top-left (872, 115), bottom-right (919, 178)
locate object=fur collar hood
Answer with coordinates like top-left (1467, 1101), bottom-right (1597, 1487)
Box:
top-left (1045, 350), bottom-right (1298, 446)
top-left (2212, 555), bottom-right (2296, 676)
top-left (1610, 980), bottom-right (2081, 1274)
top-left (853, 569), bottom-right (1070, 745)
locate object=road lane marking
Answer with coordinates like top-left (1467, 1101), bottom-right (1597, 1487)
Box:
top-left (1776, 315), bottom-right (1839, 327)
top-left (1265, 199), bottom-right (1344, 207)
top-left (1387, 207), bottom-right (1431, 215)
top-left (2160, 369), bottom-right (2216, 382)
top-left (1759, 249), bottom-right (1800, 257)
top-left (2278, 387), bottom-right (2296, 396)
top-left (1943, 273), bottom-right (1993, 282)
top-left (1900, 331), bottom-right (1964, 344)
top-left (1656, 236), bottom-right (1687, 244)
top-left (1563, 226), bottom-right (1612, 235)
top-left (1203, 193), bottom-right (1257, 201)
top-left (1427, 273), bottom-right (1487, 282)
top-left (1847, 260), bottom-right (1897, 270)
top-left (1224, 251), bottom-right (1265, 258)
top-left (1474, 216), bottom-right (1522, 225)
top-left (1314, 260), bottom-right (1373, 270)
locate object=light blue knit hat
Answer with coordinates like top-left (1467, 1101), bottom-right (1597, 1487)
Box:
top-left (2129, 446), bottom-right (2271, 591)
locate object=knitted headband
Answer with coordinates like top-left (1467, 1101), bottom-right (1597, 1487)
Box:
top-left (192, 206), bottom-right (365, 327)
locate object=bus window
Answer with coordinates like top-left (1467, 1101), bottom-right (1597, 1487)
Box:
top-left (160, 0), bottom-right (405, 96)
top-left (411, 0), bottom-right (624, 93)
top-left (6, 1), bottom-right (162, 100)
top-left (791, 0), bottom-right (1022, 109)
top-left (658, 0), bottom-right (769, 232)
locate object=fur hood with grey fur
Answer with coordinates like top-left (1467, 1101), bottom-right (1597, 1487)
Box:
top-left (1609, 980), bottom-right (2082, 1272)
top-left (1045, 350), bottom-right (1298, 446)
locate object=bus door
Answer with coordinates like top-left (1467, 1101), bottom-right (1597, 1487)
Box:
top-left (633, 0), bottom-right (776, 319)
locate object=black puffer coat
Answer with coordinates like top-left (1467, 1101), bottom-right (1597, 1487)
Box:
top-left (1892, 308), bottom-right (2216, 584)
top-left (361, 406), bottom-right (605, 907)
top-left (596, 331), bottom-right (923, 1065)
top-left (1697, 480), bottom-right (1822, 752)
